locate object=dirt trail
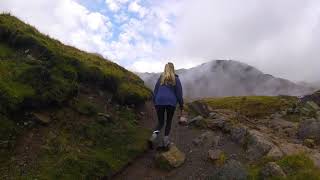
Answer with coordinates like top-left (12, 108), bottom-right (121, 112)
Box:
top-left (114, 102), bottom-right (247, 180)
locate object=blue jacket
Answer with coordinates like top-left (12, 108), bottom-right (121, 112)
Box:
top-left (153, 75), bottom-right (184, 108)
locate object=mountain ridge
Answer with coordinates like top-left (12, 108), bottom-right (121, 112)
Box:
top-left (137, 60), bottom-right (313, 99)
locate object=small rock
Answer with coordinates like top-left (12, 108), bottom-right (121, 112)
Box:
top-left (23, 122), bottom-right (28, 126)
top-left (140, 112), bottom-right (145, 116)
top-left (97, 113), bottom-right (112, 124)
top-left (192, 131), bottom-right (211, 146)
top-left (267, 146), bottom-right (284, 159)
top-left (208, 149), bottom-right (225, 164)
top-left (30, 113), bottom-right (51, 125)
top-left (213, 160), bottom-right (248, 180)
top-left (155, 144), bottom-right (185, 170)
top-left (212, 135), bottom-right (221, 147)
top-left (188, 115), bottom-right (204, 125)
top-left (206, 118), bottom-right (226, 130)
top-left (279, 143), bottom-right (310, 156)
top-left (178, 116), bottom-right (188, 125)
top-left (209, 112), bottom-right (217, 118)
top-left (260, 162), bottom-right (286, 179)
top-left (303, 139), bottom-right (315, 148)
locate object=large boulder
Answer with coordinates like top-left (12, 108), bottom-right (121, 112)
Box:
top-left (212, 160), bottom-right (248, 180)
top-left (260, 162), bottom-right (286, 179)
top-left (298, 118), bottom-right (320, 142)
top-left (155, 144), bottom-right (185, 170)
top-left (246, 130), bottom-right (274, 160)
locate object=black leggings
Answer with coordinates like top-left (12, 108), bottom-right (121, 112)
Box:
top-left (154, 105), bottom-right (176, 136)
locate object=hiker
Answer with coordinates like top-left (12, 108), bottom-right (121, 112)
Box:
top-left (149, 62), bottom-right (184, 148)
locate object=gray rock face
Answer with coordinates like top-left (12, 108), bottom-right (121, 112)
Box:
top-left (213, 160), bottom-right (248, 180)
top-left (298, 118), bottom-right (320, 142)
top-left (230, 125), bottom-right (248, 144)
top-left (260, 162), bottom-right (286, 179)
top-left (246, 130), bottom-right (273, 160)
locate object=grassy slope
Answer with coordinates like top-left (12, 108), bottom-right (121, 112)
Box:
top-left (248, 154), bottom-right (320, 180)
top-left (198, 96), bottom-right (298, 118)
top-left (0, 14), bottom-right (151, 179)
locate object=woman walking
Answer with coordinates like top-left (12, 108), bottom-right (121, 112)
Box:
top-left (149, 62), bottom-right (184, 149)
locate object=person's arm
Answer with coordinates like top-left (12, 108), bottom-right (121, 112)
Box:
top-left (153, 77), bottom-right (161, 103)
top-left (175, 77), bottom-right (184, 110)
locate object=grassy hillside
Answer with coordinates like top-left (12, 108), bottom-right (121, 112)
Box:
top-left (187, 96), bottom-right (297, 118)
top-left (0, 14), bottom-right (152, 179)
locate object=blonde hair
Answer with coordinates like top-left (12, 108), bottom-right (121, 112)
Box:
top-left (160, 62), bottom-right (176, 86)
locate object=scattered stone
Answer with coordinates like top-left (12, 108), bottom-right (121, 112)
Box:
top-left (209, 112), bottom-right (217, 118)
top-left (30, 113), bottom-right (51, 125)
top-left (208, 149), bottom-right (225, 165)
top-left (178, 116), bottom-right (188, 125)
top-left (206, 118), bottom-right (226, 130)
top-left (213, 160), bottom-right (248, 180)
top-left (298, 118), bottom-right (320, 142)
top-left (267, 146), bottom-right (284, 159)
top-left (303, 139), bottom-right (316, 148)
top-left (155, 144), bottom-right (185, 170)
top-left (222, 121), bottom-right (233, 133)
top-left (192, 131), bottom-right (211, 146)
top-left (97, 113), bottom-right (112, 124)
top-left (188, 115), bottom-right (204, 125)
top-left (260, 162), bottom-right (286, 179)
top-left (230, 125), bottom-right (248, 144)
top-left (279, 143), bottom-right (309, 156)
top-left (212, 135), bottom-right (221, 147)
top-left (246, 130), bottom-right (274, 160)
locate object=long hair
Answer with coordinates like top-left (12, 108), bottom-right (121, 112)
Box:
top-left (160, 62), bottom-right (176, 86)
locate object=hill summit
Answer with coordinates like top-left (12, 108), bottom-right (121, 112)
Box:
top-left (138, 60), bottom-right (312, 99)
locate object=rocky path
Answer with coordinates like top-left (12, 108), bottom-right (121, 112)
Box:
top-left (114, 103), bottom-right (248, 180)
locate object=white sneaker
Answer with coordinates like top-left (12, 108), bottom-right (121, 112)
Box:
top-left (148, 130), bottom-right (160, 149)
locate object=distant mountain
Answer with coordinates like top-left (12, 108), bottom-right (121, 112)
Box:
top-left (137, 60), bottom-right (313, 99)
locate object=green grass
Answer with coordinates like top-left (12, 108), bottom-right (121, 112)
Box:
top-left (0, 13), bottom-right (151, 115)
top-left (200, 96), bottom-right (298, 118)
top-left (248, 154), bottom-right (320, 180)
top-left (0, 13), bottom-right (152, 179)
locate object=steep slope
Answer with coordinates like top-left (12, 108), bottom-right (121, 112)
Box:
top-left (138, 60), bottom-right (312, 99)
top-left (0, 14), bottom-right (151, 179)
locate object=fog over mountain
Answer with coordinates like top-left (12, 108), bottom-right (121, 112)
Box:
top-left (137, 60), bottom-right (313, 99)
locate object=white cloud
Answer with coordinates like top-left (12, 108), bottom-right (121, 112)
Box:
top-left (128, 1), bottom-right (148, 18)
top-left (105, 0), bottom-right (128, 12)
top-left (1, 0), bottom-right (112, 54)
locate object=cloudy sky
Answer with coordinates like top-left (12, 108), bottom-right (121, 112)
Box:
top-left (1, 0), bottom-right (320, 82)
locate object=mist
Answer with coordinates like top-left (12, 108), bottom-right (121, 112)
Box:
top-left (161, 0), bottom-right (320, 83)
